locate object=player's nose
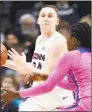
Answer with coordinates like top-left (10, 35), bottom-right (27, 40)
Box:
top-left (44, 16), bottom-right (48, 21)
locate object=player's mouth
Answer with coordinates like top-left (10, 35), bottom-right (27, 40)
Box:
top-left (43, 23), bottom-right (49, 25)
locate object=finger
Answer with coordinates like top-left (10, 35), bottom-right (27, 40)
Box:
top-left (29, 83), bottom-right (32, 87)
top-left (25, 75), bottom-right (31, 84)
top-left (7, 53), bottom-right (14, 59)
top-left (2, 102), bottom-right (8, 109)
top-left (27, 81), bottom-right (30, 84)
top-left (26, 75), bottom-right (32, 80)
top-left (8, 50), bottom-right (16, 58)
top-left (25, 74), bottom-right (30, 79)
top-left (11, 48), bottom-right (19, 55)
top-left (30, 73), bottom-right (34, 76)
top-left (8, 49), bottom-right (17, 56)
top-left (22, 52), bottom-right (26, 57)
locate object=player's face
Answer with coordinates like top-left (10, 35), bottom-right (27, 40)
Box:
top-left (38, 7), bottom-right (59, 30)
top-left (67, 35), bottom-right (77, 51)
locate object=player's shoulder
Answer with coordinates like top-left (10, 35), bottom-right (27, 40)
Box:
top-left (64, 50), bottom-right (81, 59)
top-left (35, 34), bottom-right (42, 44)
top-left (53, 31), bottom-right (66, 43)
top-left (49, 32), bottom-right (67, 54)
top-left (70, 50), bottom-right (81, 55)
top-left (51, 31), bottom-right (67, 47)
top-left (54, 31), bottom-right (66, 40)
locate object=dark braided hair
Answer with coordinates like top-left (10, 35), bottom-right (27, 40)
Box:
top-left (69, 22), bottom-right (91, 50)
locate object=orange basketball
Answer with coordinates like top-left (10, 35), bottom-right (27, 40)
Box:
top-left (0, 43), bottom-right (8, 67)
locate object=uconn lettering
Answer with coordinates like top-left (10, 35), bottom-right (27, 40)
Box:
top-left (32, 53), bottom-right (45, 61)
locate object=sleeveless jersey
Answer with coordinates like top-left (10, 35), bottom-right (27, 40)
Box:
top-left (32, 31), bottom-right (66, 86)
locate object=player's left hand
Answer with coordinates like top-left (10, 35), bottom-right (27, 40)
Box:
top-left (1, 88), bottom-right (20, 109)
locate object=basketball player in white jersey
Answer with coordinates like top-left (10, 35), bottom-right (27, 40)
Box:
top-left (4, 5), bottom-right (74, 111)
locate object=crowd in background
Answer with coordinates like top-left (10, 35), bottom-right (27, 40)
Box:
top-left (0, 1), bottom-right (91, 111)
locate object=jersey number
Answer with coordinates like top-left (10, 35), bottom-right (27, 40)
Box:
top-left (33, 62), bottom-right (42, 69)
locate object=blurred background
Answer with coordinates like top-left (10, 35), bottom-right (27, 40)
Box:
top-left (0, 1), bottom-right (91, 112)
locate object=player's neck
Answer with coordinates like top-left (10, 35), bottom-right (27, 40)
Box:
top-left (41, 29), bottom-right (56, 38)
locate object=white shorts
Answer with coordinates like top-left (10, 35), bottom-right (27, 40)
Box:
top-left (18, 86), bottom-right (74, 111)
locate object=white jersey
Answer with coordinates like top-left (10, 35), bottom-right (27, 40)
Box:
top-left (19, 31), bottom-right (74, 111)
top-left (31, 31), bottom-right (66, 86)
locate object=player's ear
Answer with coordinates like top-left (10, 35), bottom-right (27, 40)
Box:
top-left (72, 37), bottom-right (77, 44)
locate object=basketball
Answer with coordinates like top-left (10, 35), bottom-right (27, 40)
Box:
top-left (0, 43), bottom-right (8, 67)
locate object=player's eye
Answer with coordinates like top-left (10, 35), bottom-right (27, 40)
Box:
top-left (41, 14), bottom-right (45, 17)
top-left (48, 15), bottom-right (53, 18)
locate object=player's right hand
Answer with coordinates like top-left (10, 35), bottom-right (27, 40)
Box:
top-left (8, 48), bottom-right (26, 66)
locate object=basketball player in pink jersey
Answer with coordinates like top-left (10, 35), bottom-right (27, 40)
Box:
top-left (2, 22), bottom-right (91, 111)
top-left (3, 5), bottom-right (74, 111)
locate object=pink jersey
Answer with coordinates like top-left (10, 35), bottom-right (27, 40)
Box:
top-left (19, 48), bottom-right (91, 110)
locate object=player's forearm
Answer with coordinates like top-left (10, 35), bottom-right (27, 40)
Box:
top-left (19, 80), bottom-right (52, 98)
